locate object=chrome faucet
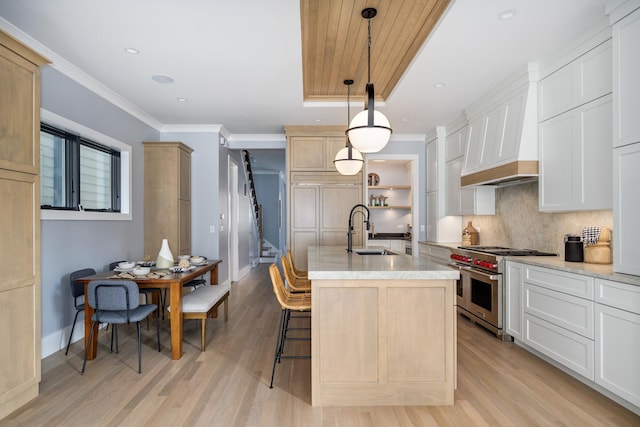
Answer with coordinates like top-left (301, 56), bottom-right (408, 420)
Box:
top-left (347, 204), bottom-right (370, 252)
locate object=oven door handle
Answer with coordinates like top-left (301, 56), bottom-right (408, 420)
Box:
top-left (459, 265), bottom-right (500, 281)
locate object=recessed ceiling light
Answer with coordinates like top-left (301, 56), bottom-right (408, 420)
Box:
top-left (402, 118), bottom-right (409, 122)
top-left (498, 9), bottom-right (517, 20)
top-left (314, 118), bottom-right (322, 122)
top-left (433, 82), bottom-right (446, 88)
top-left (151, 74), bottom-right (175, 84)
top-left (124, 47), bottom-right (140, 54)
top-left (177, 97), bottom-right (187, 102)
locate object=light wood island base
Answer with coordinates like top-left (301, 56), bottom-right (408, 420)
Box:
top-left (308, 246), bottom-right (458, 407)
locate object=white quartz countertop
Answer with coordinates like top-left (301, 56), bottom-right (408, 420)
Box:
top-left (307, 246), bottom-right (459, 280)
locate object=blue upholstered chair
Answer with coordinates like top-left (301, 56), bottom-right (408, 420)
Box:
top-left (65, 268), bottom-right (96, 355)
top-left (81, 280), bottom-right (161, 374)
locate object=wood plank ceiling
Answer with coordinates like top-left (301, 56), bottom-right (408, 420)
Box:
top-left (301, 0), bottom-right (451, 103)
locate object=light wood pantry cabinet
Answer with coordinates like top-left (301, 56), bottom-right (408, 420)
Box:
top-left (286, 126), bottom-right (363, 269)
top-left (143, 142), bottom-right (193, 259)
top-left (0, 30), bottom-right (48, 420)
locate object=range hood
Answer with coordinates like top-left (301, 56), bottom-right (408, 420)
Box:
top-left (461, 161), bottom-right (538, 187)
top-left (461, 65), bottom-right (539, 187)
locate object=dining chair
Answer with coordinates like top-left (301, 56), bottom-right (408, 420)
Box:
top-left (109, 260), bottom-right (165, 319)
top-left (65, 268), bottom-right (96, 355)
top-left (268, 264), bottom-right (311, 388)
top-left (81, 280), bottom-right (161, 374)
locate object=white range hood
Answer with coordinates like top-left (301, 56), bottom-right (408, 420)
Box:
top-left (461, 64), bottom-right (539, 187)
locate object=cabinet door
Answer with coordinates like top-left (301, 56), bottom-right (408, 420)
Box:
top-left (444, 157), bottom-right (461, 216)
top-left (504, 262), bottom-right (523, 340)
top-left (540, 96), bottom-right (612, 211)
top-left (540, 39), bottom-right (612, 122)
top-left (0, 169), bottom-right (40, 415)
top-left (613, 9), bottom-right (640, 147)
top-left (613, 142), bottom-right (640, 275)
top-left (289, 137), bottom-right (325, 170)
top-left (595, 304), bottom-right (640, 407)
top-left (0, 46), bottom-right (41, 175)
top-left (426, 191), bottom-right (438, 242)
top-left (320, 184), bottom-right (362, 247)
top-left (291, 185), bottom-right (319, 270)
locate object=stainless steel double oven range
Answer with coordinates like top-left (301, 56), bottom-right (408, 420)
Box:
top-left (449, 246), bottom-right (556, 341)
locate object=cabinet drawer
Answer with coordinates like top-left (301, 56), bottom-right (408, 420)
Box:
top-left (524, 283), bottom-right (594, 339)
top-left (595, 278), bottom-right (640, 315)
top-left (524, 265), bottom-right (593, 299)
top-left (524, 313), bottom-right (594, 380)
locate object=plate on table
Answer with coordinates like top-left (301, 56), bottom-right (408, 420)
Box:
top-left (113, 267), bottom-right (134, 272)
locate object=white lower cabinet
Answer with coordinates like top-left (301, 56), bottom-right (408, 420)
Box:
top-left (594, 278), bottom-right (640, 408)
top-left (505, 262), bottom-right (640, 411)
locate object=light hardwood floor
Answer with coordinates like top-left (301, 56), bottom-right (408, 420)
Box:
top-left (2, 264), bottom-right (638, 427)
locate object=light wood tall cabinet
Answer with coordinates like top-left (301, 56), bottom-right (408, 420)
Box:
top-left (143, 142), bottom-right (193, 259)
top-left (0, 30), bottom-right (48, 420)
top-left (285, 126), bottom-right (363, 269)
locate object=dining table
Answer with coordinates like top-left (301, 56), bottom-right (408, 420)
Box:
top-left (75, 259), bottom-right (222, 360)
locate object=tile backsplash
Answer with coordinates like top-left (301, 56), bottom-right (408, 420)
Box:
top-left (463, 181), bottom-right (613, 257)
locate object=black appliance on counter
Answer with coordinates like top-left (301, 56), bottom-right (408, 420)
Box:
top-left (449, 246), bottom-right (556, 341)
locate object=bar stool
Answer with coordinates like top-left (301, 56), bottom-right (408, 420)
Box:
top-left (268, 264), bottom-right (311, 388)
top-left (287, 249), bottom-right (308, 279)
top-left (280, 255), bottom-right (311, 293)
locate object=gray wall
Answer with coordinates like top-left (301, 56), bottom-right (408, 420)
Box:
top-left (253, 172), bottom-right (280, 247)
top-left (40, 67), bottom-right (160, 356)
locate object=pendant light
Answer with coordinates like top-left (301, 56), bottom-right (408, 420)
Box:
top-left (334, 79), bottom-right (364, 175)
top-left (346, 7), bottom-right (392, 154)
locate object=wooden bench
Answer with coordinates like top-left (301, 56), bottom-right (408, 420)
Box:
top-left (168, 283), bottom-right (230, 351)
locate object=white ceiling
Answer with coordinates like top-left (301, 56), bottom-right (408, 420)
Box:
top-left (0, 0), bottom-right (609, 138)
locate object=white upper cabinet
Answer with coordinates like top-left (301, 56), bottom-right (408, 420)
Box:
top-left (612, 6), bottom-right (640, 147)
top-left (539, 95), bottom-right (613, 211)
top-left (539, 39), bottom-right (612, 122)
top-left (445, 123), bottom-right (495, 216)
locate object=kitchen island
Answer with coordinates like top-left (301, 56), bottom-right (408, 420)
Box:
top-left (307, 246), bottom-right (459, 406)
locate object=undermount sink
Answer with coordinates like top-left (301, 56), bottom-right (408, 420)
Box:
top-left (354, 248), bottom-right (398, 256)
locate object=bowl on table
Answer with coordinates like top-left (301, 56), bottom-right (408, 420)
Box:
top-left (117, 261), bottom-right (135, 270)
top-left (131, 266), bottom-right (151, 276)
top-left (190, 256), bottom-right (205, 265)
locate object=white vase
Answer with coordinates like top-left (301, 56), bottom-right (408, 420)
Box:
top-left (156, 238), bottom-right (174, 268)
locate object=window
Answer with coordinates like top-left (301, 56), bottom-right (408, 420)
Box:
top-left (40, 123), bottom-right (121, 212)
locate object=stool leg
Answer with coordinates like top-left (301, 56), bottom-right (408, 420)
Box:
top-left (269, 309), bottom-right (286, 388)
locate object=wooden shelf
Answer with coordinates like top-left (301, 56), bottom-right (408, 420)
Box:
top-left (368, 185), bottom-right (411, 190)
top-left (369, 205), bottom-right (412, 210)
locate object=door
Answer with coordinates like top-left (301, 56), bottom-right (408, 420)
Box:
top-left (227, 157), bottom-right (239, 281)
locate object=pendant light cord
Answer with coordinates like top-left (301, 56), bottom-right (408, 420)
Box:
top-left (367, 16), bottom-right (371, 84)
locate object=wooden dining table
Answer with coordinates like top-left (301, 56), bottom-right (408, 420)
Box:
top-left (75, 259), bottom-right (222, 360)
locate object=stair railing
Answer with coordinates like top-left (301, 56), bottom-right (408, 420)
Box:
top-left (241, 150), bottom-right (264, 256)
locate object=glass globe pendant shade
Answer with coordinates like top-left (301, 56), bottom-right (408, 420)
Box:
top-left (334, 145), bottom-right (364, 175)
top-left (347, 109), bottom-right (391, 153)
